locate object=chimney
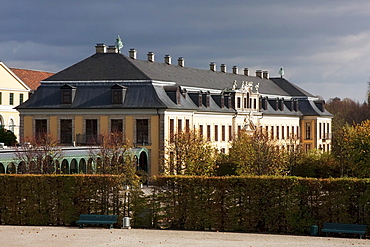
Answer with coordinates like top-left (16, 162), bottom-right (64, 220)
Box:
top-left (220, 64), bottom-right (226, 73)
top-left (107, 45), bottom-right (118, 53)
top-left (263, 71), bottom-right (269, 79)
top-left (232, 66), bottom-right (238, 74)
top-left (256, 70), bottom-right (262, 78)
top-left (210, 62), bottom-right (216, 71)
top-left (244, 68), bottom-right (249, 76)
top-left (95, 43), bottom-right (107, 53)
top-left (129, 48), bottom-right (137, 59)
top-left (147, 52), bottom-right (155, 62)
top-left (178, 57), bottom-right (184, 67)
top-left (164, 55), bottom-right (171, 65)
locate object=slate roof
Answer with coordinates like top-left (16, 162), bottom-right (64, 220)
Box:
top-left (10, 68), bottom-right (54, 90)
top-left (20, 51), bottom-right (331, 117)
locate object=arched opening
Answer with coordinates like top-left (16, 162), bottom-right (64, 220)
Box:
top-left (18, 161), bottom-right (26, 174)
top-left (79, 159), bottom-right (86, 174)
top-left (29, 161), bottom-right (39, 174)
top-left (61, 159), bottom-right (69, 174)
top-left (87, 158), bottom-right (94, 174)
top-left (0, 163), bottom-right (5, 174)
top-left (70, 159), bottom-right (78, 174)
top-left (6, 162), bottom-right (16, 174)
top-left (43, 156), bottom-right (55, 174)
top-left (55, 160), bottom-right (61, 174)
top-left (138, 151), bottom-right (148, 173)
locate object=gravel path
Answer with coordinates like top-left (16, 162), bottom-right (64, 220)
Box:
top-left (0, 225), bottom-right (368, 247)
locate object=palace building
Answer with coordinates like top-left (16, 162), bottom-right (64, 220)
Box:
top-left (16, 43), bottom-right (332, 175)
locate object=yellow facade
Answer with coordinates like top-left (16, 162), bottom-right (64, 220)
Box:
top-left (0, 62), bottom-right (30, 142)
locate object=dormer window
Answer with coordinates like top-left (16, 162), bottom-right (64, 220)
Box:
top-left (111, 84), bottom-right (127, 104)
top-left (61, 84), bottom-right (76, 104)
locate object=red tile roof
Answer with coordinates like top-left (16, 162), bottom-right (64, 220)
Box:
top-left (10, 68), bottom-right (54, 90)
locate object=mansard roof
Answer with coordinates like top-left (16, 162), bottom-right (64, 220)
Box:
top-left (19, 49), bottom-right (330, 117)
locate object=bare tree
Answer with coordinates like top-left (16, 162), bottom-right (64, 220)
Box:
top-left (15, 134), bottom-right (63, 174)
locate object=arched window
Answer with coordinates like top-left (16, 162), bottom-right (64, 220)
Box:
top-left (8, 119), bottom-right (15, 133)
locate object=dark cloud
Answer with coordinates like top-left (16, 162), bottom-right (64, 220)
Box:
top-left (1, 0), bottom-right (369, 101)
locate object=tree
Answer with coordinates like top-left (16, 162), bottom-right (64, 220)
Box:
top-left (164, 130), bottom-right (218, 176)
top-left (89, 133), bottom-right (140, 183)
top-left (0, 127), bottom-right (17, 146)
top-left (228, 130), bottom-right (289, 176)
top-left (15, 134), bottom-right (62, 174)
top-left (337, 120), bottom-right (370, 178)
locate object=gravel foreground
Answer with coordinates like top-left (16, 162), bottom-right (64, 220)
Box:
top-left (0, 225), bottom-right (368, 247)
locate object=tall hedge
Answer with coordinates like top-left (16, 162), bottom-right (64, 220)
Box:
top-left (152, 176), bottom-right (370, 234)
top-left (0, 175), bottom-right (135, 227)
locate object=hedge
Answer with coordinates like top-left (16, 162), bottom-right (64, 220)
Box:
top-left (0, 174), bottom-right (143, 227)
top-left (152, 176), bottom-right (370, 234)
top-left (0, 175), bottom-right (369, 235)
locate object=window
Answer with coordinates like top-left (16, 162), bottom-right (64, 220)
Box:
top-left (244, 98), bottom-right (247, 108)
top-left (35, 119), bottom-right (47, 138)
top-left (319, 123), bottom-right (322, 139)
top-left (111, 119), bottom-right (123, 134)
top-left (291, 126), bottom-right (294, 138)
top-left (305, 122), bottom-right (311, 140)
top-left (286, 126), bottom-right (289, 139)
top-left (9, 93), bottom-right (14, 105)
top-left (170, 119), bottom-right (174, 142)
top-left (136, 119), bottom-right (149, 144)
top-left (61, 90), bottom-right (72, 104)
top-left (222, 125), bottom-right (226, 142)
top-left (253, 98), bottom-right (257, 109)
top-left (281, 126), bottom-right (284, 139)
top-left (271, 126), bottom-right (274, 139)
top-left (86, 119), bottom-right (98, 144)
top-left (0, 92), bottom-right (2, 104)
top-left (207, 125), bottom-right (211, 141)
top-left (112, 90), bottom-right (122, 104)
top-left (177, 119), bottom-right (182, 133)
top-left (9, 119), bottom-right (14, 133)
top-left (276, 126), bottom-right (279, 140)
top-left (61, 84), bottom-right (76, 104)
top-left (228, 125), bottom-right (232, 141)
top-left (199, 125), bottom-right (203, 138)
top-left (19, 94), bottom-right (24, 104)
top-left (214, 125), bottom-right (218, 141)
top-left (185, 119), bottom-right (190, 134)
top-left (237, 97), bottom-right (241, 108)
top-left (60, 119), bottom-right (72, 144)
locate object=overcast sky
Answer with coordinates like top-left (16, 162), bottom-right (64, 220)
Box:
top-left (1, 0), bottom-right (370, 102)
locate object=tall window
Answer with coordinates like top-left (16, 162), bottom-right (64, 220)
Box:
top-left (305, 122), bottom-right (311, 140)
top-left (207, 125), bottom-right (211, 141)
top-left (214, 125), bottom-right (218, 141)
top-left (19, 94), bottom-right (24, 104)
top-left (185, 119), bottom-right (190, 134)
top-left (170, 119), bottom-right (174, 142)
top-left (222, 125), bottom-right (226, 142)
top-left (228, 125), bottom-right (232, 141)
top-left (86, 119), bottom-right (98, 144)
top-left (271, 126), bottom-right (274, 140)
top-left (237, 97), bottom-right (241, 108)
top-left (177, 119), bottom-right (182, 133)
top-left (60, 119), bottom-right (72, 144)
top-left (35, 119), bottom-right (47, 138)
top-left (136, 119), bottom-right (149, 144)
top-left (0, 92), bottom-right (2, 104)
top-left (276, 126), bottom-right (279, 140)
top-left (111, 119), bottom-right (123, 134)
top-left (199, 125), bottom-right (203, 138)
top-left (9, 93), bottom-right (14, 105)
top-left (319, 123), bottom-right (322, 139)
top-left (281, 126), bottom-right (285, 139)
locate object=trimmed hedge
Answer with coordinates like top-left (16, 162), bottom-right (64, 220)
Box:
top-left (0, 175), bottom-right (137, 227)
top-left (1, 175), bottom-right (369, 235)
top-left (152, 176), bottom-right (370, 234)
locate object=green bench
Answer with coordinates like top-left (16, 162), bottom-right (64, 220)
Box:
top-left (76, 214), bottom-right (118, 229)
top-left (321, 223), bottom-right (367, 239)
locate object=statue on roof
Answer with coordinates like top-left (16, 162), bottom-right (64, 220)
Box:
top-left (278, 67), bottom-right (284, 78)
top-left (255, 83), bottom-right (260, 93)
top-left (115, 35), bottom-right (124, 53)
top-left (231, 80), bottom-right (238, 90)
